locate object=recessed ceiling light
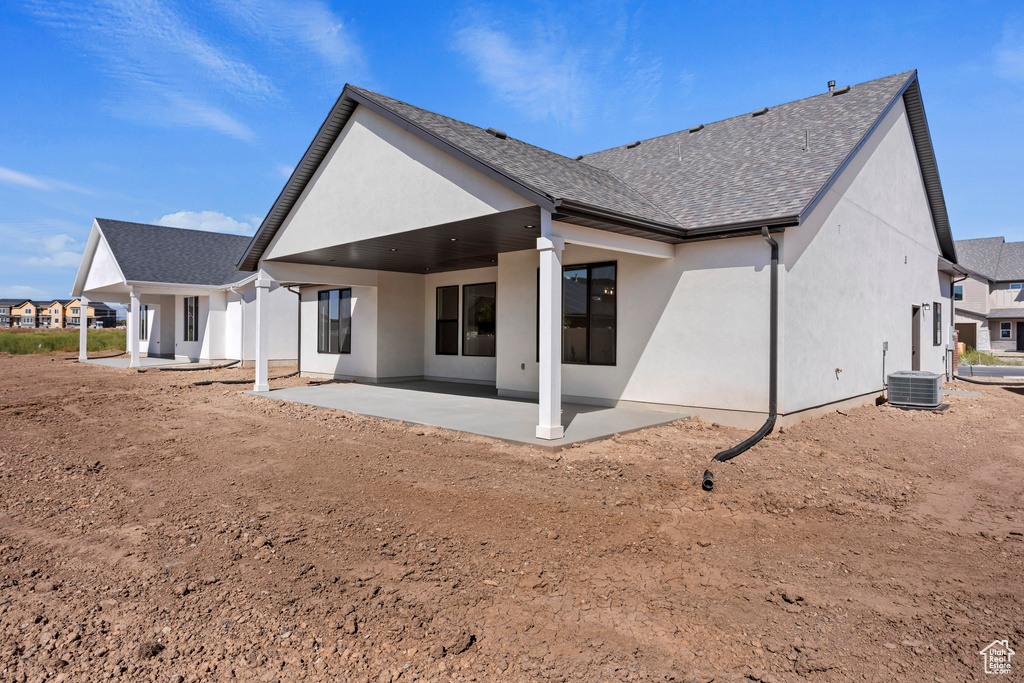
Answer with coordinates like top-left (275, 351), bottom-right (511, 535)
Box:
top-left (449, 237), bottom-right (457, 242)
top-left (389, 248), bottom-right (398, 252)
top-left (524, 224), bottom-right (535, 229)
top-left (425, 267), bottom-right (430, 271)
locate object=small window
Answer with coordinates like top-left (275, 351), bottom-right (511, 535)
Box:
top-left (1001, 322), bottom-right (1012, 339)
top-left (139, 305), bottom-right (148, 341)
top-left (1010, 283), bottom-right (1023, 290)
top-left (317, 289), bottom-right (352, 354)
top-left (183, 296), bottom-right (198, 342)
top-left (953, 285), bottom-right (963, 301)
top-left (933, 302), bottom-right (941, 345)
top-left (463, 283), bottom-right (496, 357)
top-left (435, 286), bottom-right (459, 355)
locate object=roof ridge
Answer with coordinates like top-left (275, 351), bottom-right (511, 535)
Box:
top-left (96, 218), bottom-right (252, 241)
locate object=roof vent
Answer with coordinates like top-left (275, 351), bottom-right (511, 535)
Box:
top-left (828, 80), bottom-right (836, 92)
top-left (831, 85), bottom-right (850, 96)
top-left (626, 140), bottom-right (642, 149)
top-left (573, 155), bottom-right (584, 161)
top-left (688, 124), bottom-right (704, 133)
top-left (485, 128), bottom-right (507, 139)
top-left (752, 107), bottom-right (768, 117)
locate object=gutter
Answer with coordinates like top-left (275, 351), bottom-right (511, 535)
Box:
top-left (703, 226), bottom-right (780, 490)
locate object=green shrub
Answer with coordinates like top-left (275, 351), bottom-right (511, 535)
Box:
top-left (0, 330), bottom-right (125, 355)
top-left (960, 347), bottom-right (1022, 366)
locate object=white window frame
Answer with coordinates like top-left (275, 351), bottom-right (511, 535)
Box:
top-left (1001, 322), bottom-right (1012, 339)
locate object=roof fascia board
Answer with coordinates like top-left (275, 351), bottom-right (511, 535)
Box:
top-left (125, 278), bottom-right (251, 291)
top-left (237, 86), bottom-right (558, 272)
top-left (237, 89), bottom-right (355, 273)
top-left (798, 72), bottom-right (917, 235)
top-left (555, 199), bottom-right (688, 240)
top-left (683, 215), bottom-right (798, 239)
top-left (345, 90), bottom-right (557, 212)
top-left (902, 78), bottom-right (957, 263)
top-left (798, 71), bottom-right (957, 264)
top-left (72, 220), bottom-right (127, 297)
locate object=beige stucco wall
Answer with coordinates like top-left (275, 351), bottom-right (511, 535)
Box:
top-left (263, 106), bottom-right (531, 261)
top-left (990, 283), bottom-right (1024, 310)
top-left (957, 274), bottom-right (989, 315)
top-left (782, 97), bottom-right (951, 414)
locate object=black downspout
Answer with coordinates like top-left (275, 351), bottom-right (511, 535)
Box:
top-left (709, 226), bottom-right (779, 469)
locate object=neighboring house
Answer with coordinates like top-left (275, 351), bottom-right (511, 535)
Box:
top-left (227, 68), bottom-right (957, 437)
top-left (953, 237), bottom-right (1024, 352)
top-left (72, 220), bottom-right (297, 366)
top-left (0, 298), bottom-right (118, 329)
top-left (0, 299), bottom-right (21, 328)
top-left (10, 300), bottom-right (38, 328)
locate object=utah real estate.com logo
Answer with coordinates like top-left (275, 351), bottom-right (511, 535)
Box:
top-left (979, 639), bottom-right (1014, 675)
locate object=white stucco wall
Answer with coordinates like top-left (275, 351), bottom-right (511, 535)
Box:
top-left (264, 106), bottom-right (531, 261)
top-left (299, 285), bottom-right (378, 379)
top-left (235, 283), bottom-right (297, 362)
top-left (376, 272), bottom-right (424, 379)
top-left (423, 267), bottom-right (499, 383)
top-left (782, 97), bottom-right (952, 414)
top-left (496, 237), bottom-right (773, 415)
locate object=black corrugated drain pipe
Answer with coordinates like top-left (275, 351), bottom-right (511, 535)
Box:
top-left (703, 226), bottom-right (779, 490)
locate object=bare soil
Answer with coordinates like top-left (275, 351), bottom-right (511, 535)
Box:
top-left (1, 352), bottom-right (1021, 682)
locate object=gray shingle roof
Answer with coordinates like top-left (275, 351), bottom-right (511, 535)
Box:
top-left (988, 308), bottom-right (1024, 320)
top-left (97, 219), bottom-right (251, 287)
top-left (581, 72), bottom-right (914, 231)
top-left (346, 86), bottom-right (679, 228)
top-left (240, 70), bottom-right (956, 270)
top-left (955, 237), bottom-right (1024, 281)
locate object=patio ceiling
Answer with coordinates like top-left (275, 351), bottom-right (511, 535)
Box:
top-left (264, 206), bottom-right (543, 274)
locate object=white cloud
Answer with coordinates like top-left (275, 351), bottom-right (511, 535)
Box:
top-left (0, 166), bottom-right (95, 194)
top-left (0, 285), bottom-right (50, 300)
top-left (156, 210), bottom-right (255, 235)
top-left (25, 0), bottom-right (274, 140)
top-left (0, 229), bottom-right (84, 269)
top-left (0, 166), bottom-right (51, 190)
top-left (277, 164), bottom-right (295, 179)
top-left (453, 23), bottom-right (589, 128)
top-left (211, 0), bottom-right (367, 83)
top-left (450, 8), bottom-right (669, 132)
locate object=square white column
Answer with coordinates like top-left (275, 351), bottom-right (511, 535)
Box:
top-left (536, 209), bottom-right (564, 440)
top-left (253, 278), bottom-right (271, 392)
top-left (78, 296), bottom-right (89, 362)
top-left (129, 290), bottom-right (141, 368)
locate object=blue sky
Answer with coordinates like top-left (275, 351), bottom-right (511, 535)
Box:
top-left (1, 0), bottom-right (1022, 300)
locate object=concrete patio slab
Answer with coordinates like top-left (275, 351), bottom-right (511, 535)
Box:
top-left (249, 380), bottom-right (688, 447)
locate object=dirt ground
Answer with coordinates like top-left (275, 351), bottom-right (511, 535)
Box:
top-left (1, 352), bottom-right (1021, 683)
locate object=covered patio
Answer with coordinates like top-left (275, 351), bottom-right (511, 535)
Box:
top-left (250, 379), bottom-right (686, 447)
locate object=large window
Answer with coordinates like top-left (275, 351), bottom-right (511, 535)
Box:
top-left (933, 302), bottom-right (941, 345)
top-left (139, 305), bottom-right (148, 341)
top-left (435, 286), bottom-right (459, 355)
top-left (1001, 322), bottom-right (1012, 339)
top-left (561, 262), bottom-right (616, 365)
top-left (318, 289), bottom-right (352, 354)
top-left (183, 296), bottom-right (198, 342)
top-left (463, 283), bottom-right (496, 357)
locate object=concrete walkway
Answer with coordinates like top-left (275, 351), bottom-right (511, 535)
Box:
top-left (250, 380), bottom-right (687, 447)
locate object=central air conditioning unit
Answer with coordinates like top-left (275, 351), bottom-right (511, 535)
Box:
top-left (887, 370), bottom-right (943, 408)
